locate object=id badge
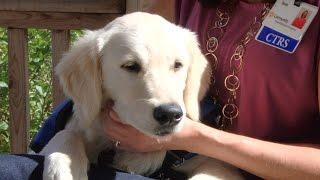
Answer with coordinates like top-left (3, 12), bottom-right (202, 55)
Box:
top-left (255, 0), bottom-right (318, 53)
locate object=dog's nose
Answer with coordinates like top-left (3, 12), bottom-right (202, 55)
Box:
top-left (153, 103), bottom-right (183, 125)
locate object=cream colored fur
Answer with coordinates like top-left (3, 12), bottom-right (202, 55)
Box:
top-left (40, 12), bottom-right (243, 180)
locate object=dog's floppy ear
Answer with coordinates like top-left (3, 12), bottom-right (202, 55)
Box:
top-left (55, 31), bottom-right (105, 128)
top-left (184, 32), bottom-right (211, 121)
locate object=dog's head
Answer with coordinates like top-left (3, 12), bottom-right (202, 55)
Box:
top-left (56, 12), bottom-right (211, 136)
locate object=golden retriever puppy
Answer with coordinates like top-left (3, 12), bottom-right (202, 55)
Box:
top-left (40, 12), bottom-right (243, 180)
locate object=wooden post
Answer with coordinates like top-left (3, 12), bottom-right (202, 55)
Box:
top-left (52, 30), bottom-right (70, 107)
top-left (8, 28), bottom-right (29, 154)
top-left (125, 0), bottom-right (175, 22)
top-left (126, 0), bottom-right (142, 13)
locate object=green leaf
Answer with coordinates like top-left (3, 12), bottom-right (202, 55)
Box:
top-left (35, 85), bottom-right (44, 96)
top-left (0, 81), bottom-right (7, 88)
top-left (0, 121), bottom-right (8, 131)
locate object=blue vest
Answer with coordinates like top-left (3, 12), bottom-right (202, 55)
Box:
top-left (30, 95), bottom-right (219, 153)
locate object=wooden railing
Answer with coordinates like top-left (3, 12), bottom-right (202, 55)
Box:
top-left (0, 0), bottom-right (146, 154)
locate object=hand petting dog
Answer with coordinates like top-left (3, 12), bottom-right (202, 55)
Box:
top-left (103, 101), bottom-right (200, 153)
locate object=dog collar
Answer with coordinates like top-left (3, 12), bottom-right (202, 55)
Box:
top-left (149, 150), bottom-right (198, 179)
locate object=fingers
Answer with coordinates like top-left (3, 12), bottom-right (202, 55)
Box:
top-left (104, 109), bottom-right (136, 137)
top-left (108, 109), bottom-right (142, 134)
top-left (103, 112), bottom-right (127, 141)
top-left (109, 110), bottom-right (121, 123)
top-left (103, 106), bottom-right (139, 149)
top-left (102, 103), bottom-right (167, 152)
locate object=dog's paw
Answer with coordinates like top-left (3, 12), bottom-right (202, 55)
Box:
top-left (113, 151), bottom-right (166, 175)
top-left (187, 158), bottom-right (244, 180)
top-left (43, 152), bottom-right (88, 180)
top-left (189, 173), bottom-right (244, 180)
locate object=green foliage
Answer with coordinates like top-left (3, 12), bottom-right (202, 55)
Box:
top-left (0, 28), bottom-right (83, 153)
top-left (0, 28), bottom-right (9, 153)
top-left (28, 29), bottom-right (53, 140)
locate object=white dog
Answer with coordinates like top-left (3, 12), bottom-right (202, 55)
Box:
top-left (40, 12), bottom-right (243, 180)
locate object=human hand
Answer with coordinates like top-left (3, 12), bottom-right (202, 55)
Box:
top-left (103, 101), bottom-right (167, 152)
top-left (102, 102), bottom-right (200, 152)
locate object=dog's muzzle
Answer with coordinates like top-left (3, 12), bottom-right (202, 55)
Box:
top-left (153, 103), bottom-right (183, 126)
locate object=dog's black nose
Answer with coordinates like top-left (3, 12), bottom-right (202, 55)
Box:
top-left (153, 103), bottom-right (183, 125)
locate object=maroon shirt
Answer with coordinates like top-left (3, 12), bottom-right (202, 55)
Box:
top-left (176, 0), bottom-right (320, 143)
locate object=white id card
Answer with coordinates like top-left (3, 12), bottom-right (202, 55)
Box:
top-left (255, 0), bottom-right (318, 53)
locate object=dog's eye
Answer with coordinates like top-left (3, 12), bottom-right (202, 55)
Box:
top-left (174, 61), bottom-right (183, 71)
top-left (121, 61), bottom-right (141, 73)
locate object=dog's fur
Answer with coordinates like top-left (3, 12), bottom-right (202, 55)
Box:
top-left (40, 12), bottom-right (243, 180)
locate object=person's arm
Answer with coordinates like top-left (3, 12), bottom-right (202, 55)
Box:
top-left (179, 43), bottom-right (318, 179)
top-left (168, 119), bottom-right (320, 180)
top-left (104, 109), bottom-right (320, 180)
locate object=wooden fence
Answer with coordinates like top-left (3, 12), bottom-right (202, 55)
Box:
top-left (0, 0), bottom-right (152, 154)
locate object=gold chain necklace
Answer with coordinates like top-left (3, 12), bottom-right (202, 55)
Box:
top-left (205, 2), bottom-right (271, 129)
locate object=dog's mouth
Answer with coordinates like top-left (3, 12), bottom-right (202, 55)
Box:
top-left (155, 129), bottom-right (173, 136)
top-left (154, 124), bottom-right (179, 136)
